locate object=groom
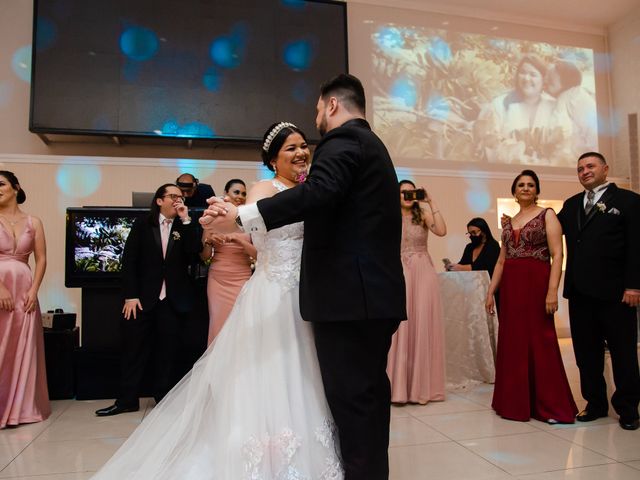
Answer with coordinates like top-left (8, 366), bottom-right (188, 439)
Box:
top-left (202, 74), bottom-right (406, 479)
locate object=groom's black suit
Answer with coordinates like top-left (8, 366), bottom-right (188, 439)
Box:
top-left (117, 214), bottom-right (200, 407)
top-left (257, 118), bottom-right (407, 479)
top-left (558, 183), bottom-right (640, 420)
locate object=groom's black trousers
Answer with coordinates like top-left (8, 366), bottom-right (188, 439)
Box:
top-left (313, 319), bottom-right (400, 480)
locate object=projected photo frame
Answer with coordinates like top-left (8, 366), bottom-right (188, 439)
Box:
top-left (370, 26), bottom-right (597, 167)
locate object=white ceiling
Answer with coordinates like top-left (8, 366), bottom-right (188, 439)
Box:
top-left (353, 0), bottom-right (640, 32)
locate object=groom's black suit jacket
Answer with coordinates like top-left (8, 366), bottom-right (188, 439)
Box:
top-left (121, 215), bottom-right (200, 313)
top-left (257, 118), bottom-right (407, 323)
top-left (557, 183), bottom-right (640, 302)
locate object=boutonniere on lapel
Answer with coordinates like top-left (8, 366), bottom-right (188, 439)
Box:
top-left (595, 202), bottom-right (606, 213)
top-left (172, 231), bottom-right (181, 241)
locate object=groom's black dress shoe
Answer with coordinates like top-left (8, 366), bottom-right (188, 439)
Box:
top-left (576, 409), bottom-right (608, 422)
top-left (619, 418), bottom-right (640, 431)
top-left (95, 403), bottom-right (139, 417)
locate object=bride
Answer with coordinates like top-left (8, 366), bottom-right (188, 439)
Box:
top-left (91, 122), bottom-right (343, 480)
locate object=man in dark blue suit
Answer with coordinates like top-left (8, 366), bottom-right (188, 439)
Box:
top-left (558, 152), bottom-right (640, 430)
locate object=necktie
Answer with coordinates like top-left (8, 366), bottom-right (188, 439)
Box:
top-left (159, 219), bottom-right (172, 300)
top-left (584, 190), bottom-right (595, 215)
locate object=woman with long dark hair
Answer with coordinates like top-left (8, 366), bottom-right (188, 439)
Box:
top-left (387, 179), bottom-right (447, 404)
top-left (448, 217), bottom-right (500, 278)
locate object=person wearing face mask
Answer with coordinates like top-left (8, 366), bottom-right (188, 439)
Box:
top-left (201, 178), bottom-right (256, 344)
top-left (447, 217), bottom-right (500, 279)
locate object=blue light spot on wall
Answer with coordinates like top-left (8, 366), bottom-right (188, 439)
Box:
top-left (390, 77), bottom-right (417, 108)
top-left (12, 46), bottom-right (32, 83)
top-left (463, 178), bottom-right (491, 214)
top-left (203, 66), bottom-right (222, 91)
top-left (593, 52), bottom-right (612, 74)
top-left (428, 37), bottom-right (452, 65)
top-left (56, 162), bottom-right (102, 198)
top-left (292, 79), bottom-right (312, 104)
top-left (281, 0), bottom-right (306, 9)
top-left (375, 27), bottom-right (404, 50)
top-left (258, 164), bottom-right (275, 181)
top-left (283, 40), bottom-right (314, 71)
top-left (176, 159), bottom-right (218, 182)
top-left (36, 17), bottom-right (57, 51)
top-left (120, 26), bottom-right (159, 61)
top-left (426, 94), bottom-right (450, 121)
top-left (39, 281), bottom-right (76, 312)
top-left (395, 167), bottom-right (415, 182)
top-left (210, 24), bottom-right (247, 69)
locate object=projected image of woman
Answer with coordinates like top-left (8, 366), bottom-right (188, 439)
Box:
top-left (546, 60), bottom-right (598, 155)
top-left (475, 55), bottom-right (571, 166)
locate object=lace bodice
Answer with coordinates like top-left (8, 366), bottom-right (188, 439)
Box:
top-left (502, 208), bottom-right (550, 262)
top-left (250, 180), bottom-right (304, 291)
top-left (401, 215), bottom-right (429, 255)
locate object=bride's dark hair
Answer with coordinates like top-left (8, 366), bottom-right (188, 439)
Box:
top-left (261, 122), bottom-right (307, 171)
top-left (399, 179), bottom-right (423, 226)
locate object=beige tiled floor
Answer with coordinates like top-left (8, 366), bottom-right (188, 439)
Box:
top-left (1, 339), bottom-right (640, 479)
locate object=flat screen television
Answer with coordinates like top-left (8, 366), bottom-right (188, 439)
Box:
top-left (65, 207), bottom-right (149, 287)
top-left (30, 0), bottom-right (348, 145)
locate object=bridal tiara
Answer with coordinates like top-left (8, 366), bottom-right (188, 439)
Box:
top-left (262, 122), bottom-right (297, 152)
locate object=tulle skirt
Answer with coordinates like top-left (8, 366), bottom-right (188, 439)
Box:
top-left (91, 268), bottom-right (343, 479)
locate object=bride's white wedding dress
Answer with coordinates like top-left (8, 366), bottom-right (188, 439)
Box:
top-left (92, 180), bottom-right (343, 480)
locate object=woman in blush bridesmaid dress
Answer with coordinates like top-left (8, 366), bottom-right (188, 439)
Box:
top-left (201, 179), bottom-right (257, 345)
top-left (0, 171), bottom-right (50, 429)
top-left (486, 170), bottom-right (577, 424)
top-left (387, 180), bottom-right (447, 404)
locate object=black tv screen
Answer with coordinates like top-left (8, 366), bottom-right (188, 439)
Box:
top-left (30, 0), bottom-right (348, 144)
top-left (65, 207), bottom-right (149, 287)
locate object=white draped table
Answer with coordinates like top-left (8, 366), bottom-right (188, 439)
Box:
top-left (437, 271), bottom-right (498, 390)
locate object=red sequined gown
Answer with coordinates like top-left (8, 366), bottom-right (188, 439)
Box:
top-left (492, 209), bottom-right (577, 422)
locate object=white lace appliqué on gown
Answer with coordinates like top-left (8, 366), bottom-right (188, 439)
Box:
top-left (91, 179), bottom-right (343, 480)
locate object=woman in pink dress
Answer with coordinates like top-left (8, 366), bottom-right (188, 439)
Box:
top-left (201, 179), bottom-right (257, 344)
top-left (387, 180), bottom-right (447, 404)
top-left (0, 171), bottom-right (50, 429)
top-left (486, 169), bottom-right (577, 423)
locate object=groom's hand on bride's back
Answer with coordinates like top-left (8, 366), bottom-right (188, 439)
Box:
top-left (199, 196), bottom-right (239, 233)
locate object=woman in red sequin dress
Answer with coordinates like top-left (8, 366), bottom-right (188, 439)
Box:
top-left (486, 170), bottom-right (577, 423)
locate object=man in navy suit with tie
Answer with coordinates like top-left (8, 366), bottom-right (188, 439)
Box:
top-left (558, 152), bottom-right (640, 430)
top-left (96, 184), bottom-right (200, 416)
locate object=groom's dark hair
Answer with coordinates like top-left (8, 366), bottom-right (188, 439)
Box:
top-left (320, 74), bottom-right (366, 115)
